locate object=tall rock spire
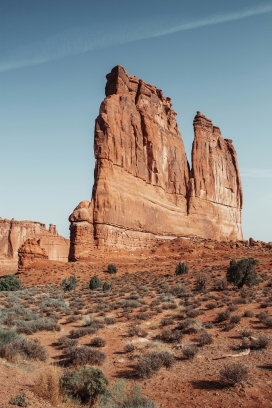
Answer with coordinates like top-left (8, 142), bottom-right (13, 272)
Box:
top-left (69, 67), bottom-right (242, 261)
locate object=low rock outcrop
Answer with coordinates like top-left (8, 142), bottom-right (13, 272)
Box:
top-left (18, 239), bottom-right (48, 271)
top-left (69, 66), bottom-right (243, 260)
top-left (0, 218), bottom-right (69, 263)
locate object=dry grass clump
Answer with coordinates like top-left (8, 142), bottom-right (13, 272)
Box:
top-left (34, 366), bottom-right (61, 404)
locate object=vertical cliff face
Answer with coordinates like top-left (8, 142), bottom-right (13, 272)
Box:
top-left (69, 66), bottom-right (243, 260)
top-left (0, 218), bottom-right (69, 262)
top-left (188, 112), bottom-right (243, 240)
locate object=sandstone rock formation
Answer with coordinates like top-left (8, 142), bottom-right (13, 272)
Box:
top-left (18, 239), bottom-right (48, 271)
top-left (0, 218), bottom-right (69, 263)
top-left (69, 66), bottom-right (243, 260)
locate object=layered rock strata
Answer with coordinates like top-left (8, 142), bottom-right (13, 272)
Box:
top-left (0, 218), bottom-right (69, 262)
top-left (18, 239), bottom-right (48, 271)
top-left (69, 66), bottom-right (243, 260)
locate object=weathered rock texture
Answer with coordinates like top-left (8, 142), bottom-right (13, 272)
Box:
top-left (69, 66), bottom-right (243, 260)
top-left (0, 218), bottom-right (69, 263)
top-left (18, 239), bottom-right (48, 271)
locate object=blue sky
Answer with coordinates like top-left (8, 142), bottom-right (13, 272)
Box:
top-left (1, 0), bottom-right (272, 241)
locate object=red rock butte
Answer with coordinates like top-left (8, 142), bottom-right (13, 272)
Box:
top-left (0, 218), bottom-right (69, 263)
top-left (69, 65), bottom-right (243, 261)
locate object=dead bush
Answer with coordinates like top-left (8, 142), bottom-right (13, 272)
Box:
top-left (34, 366), bottom-right (61, 404)
top-left (182, 345), bottom-right (198, 359)
top-left (220, 362), bottom-right (249, 386)
top-left (198, 332), bottom-right (213, 346)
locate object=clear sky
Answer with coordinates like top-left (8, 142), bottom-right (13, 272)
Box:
top-left (1, 0), bottom-right (272, 241)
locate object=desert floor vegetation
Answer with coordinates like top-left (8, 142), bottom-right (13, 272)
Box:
top-left (0, 239), bottom-right (272, 406)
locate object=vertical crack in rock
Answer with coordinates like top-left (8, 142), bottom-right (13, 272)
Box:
top-left (69, 66), bottom-right (243, 260)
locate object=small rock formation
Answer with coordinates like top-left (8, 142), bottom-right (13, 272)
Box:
top-left (0, 218), bottom-right (69, 263)
top-left (69, 66), bottom-right (243, 260)
top-left (18, 239), bottom-right (48, 271)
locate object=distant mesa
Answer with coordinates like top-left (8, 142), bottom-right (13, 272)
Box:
top-left (0, 218), bottom-right (69, 264)
top-left (69, 65), bottom-right (243, 261)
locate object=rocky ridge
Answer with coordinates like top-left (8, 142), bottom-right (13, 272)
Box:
top-left (69, 66), bottom-right (243, 260)
top-left (0, 218), bottom-right (69, 263)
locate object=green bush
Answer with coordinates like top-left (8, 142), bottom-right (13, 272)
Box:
top-left (89, 275), bottom-right (102, 290)
top-left (175, 262), bottom-right (188, 276)
top-left (103, 281), bottom-right (111, 291)
top-left (226, 258), bottom-right (259, 288)
top-left (61, 366), bottom-right (108, 404)
top-left (0, 275), bottom-right (21, 291)
top-left (107, 264), bottom-right (118, 274)
top-left (61, 275), bottom-right (77, 291)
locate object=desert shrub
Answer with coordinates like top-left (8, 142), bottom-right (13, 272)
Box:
top-left (69, 327), bottom-right (98, 339)
top-left (135, 351), bottom-right (174, 378)
top-left (107, 264), bottom-right (118, 274)
top-left (230, 315), bottom-right (241, 324)
top-left (65, 346), bottom-right (106, 365)
top-left (182, 345), bottom-right (198, 359)
top-left (186, 309), bottom-right (202, 318)
top-left (206, 302), bottom-right (217, 310)
top-left (0, 275), bottom-right (21, 291)
top-left (175, 262), bottom-right (188, 276)
top-left (228, 304), bottom-right (238, 312)
top-left (226, 258), bottom-right (259, 288)
top-left (61, 366), bottom-right (108, 404)
top-left (214, 278), bottom-right (228, 291)
top-left (160, 329), bottom-right (182, 343)
top-left (104, 317), bottom-right (116, 325)
top-left (1, 338), bottom-right (48, 362)
top-left (65, 315), bottom-right (82, 324)
top-left (125, 342), bottom-right (136, 353)
top-left (170, 283), bottom-right (187, 296)
top-left (262, 316), bottom-right (272, 328)
top-left (89, 275), bottom-right (102, 290)
top-left (0, 328), bottom-right (20, 347)
top-left (15, 318), bottom-right (61, 334)
top-left (177, 318), bottom-right (202, 333)
top-left (240, 329), bottom-right (253, 338)
top-left (220, 362), bottom-right (249, 386)
top-left (90, 337), bottom-right (106, 347)
top-left (198, 332), bottom-right (213, 346)
top-left (194, 273), bottom-right (207, 291)
top-left (160, 317), bottom-right (174, 326)
top-left (97, 380), bottom-right (157, 408)
top-left (251, 334), bottom-right (270, 349)
top-left (216, 310), bottom-right (230, 323)
top-left (202, 322), bottom-right (214, 329)
top-left (57, 336), bottom-right (78, 347)
top-left (61, 275), bottom-right (77, 291)
top-left (223, 323), bottom-right (236, 331)
top-left (9, 394), bottom-right (28, 407)
top-left (103, 281), bottom-right (111, 291)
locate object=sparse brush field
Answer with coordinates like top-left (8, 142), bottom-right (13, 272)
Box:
top-left (0, 239), bottom-right (272, 407)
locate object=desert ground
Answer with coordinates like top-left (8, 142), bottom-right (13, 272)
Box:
top-left (0, 237), bottom-right (272, 408)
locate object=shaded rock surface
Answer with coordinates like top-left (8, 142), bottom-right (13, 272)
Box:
top-left (69, 66), bottom-right (243, 260)
top-left (0, 218), bottom-right (69, 263)
top-left (18, 238), bottom-right (48, 271)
